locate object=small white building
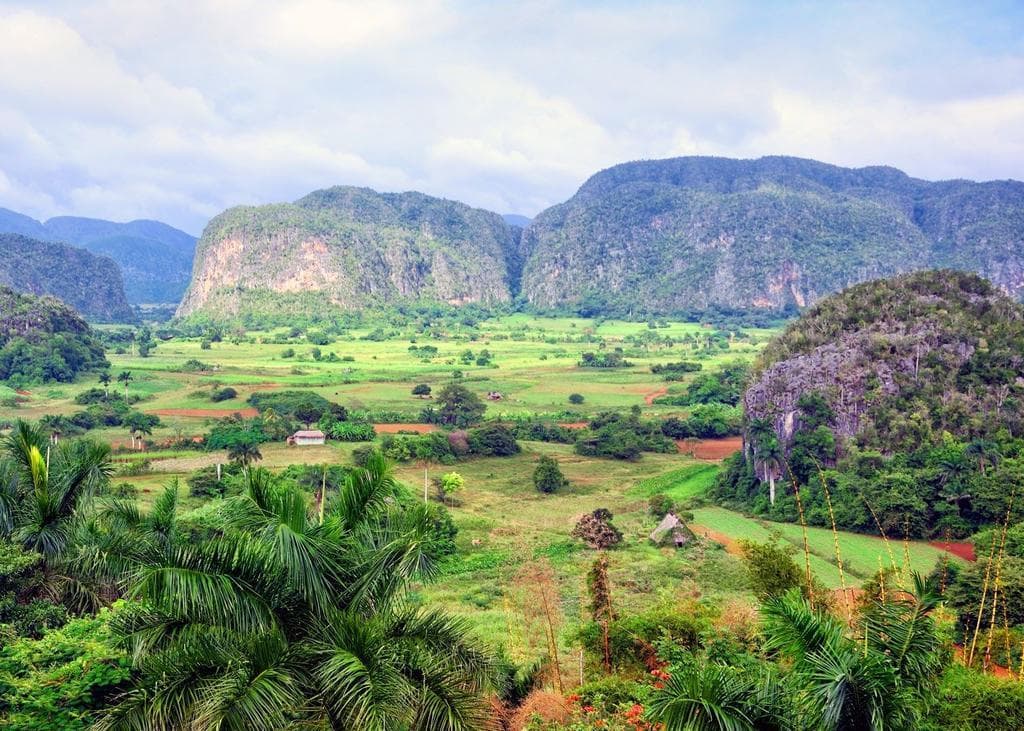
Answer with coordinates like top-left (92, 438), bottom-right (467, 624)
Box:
top-left (289, 429), bottom-right (326, 446)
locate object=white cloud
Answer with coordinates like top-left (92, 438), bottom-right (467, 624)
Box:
top-left (0, 1), bottom-right (1020, 232)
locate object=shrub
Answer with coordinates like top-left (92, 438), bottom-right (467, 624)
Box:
top-left (572, 509), bottom-right (623, 549)
top-left (738, 536), bottom-right (805, 599)
top-left (210, 387), bottom-right (237, 402)
top-left (534, 455), bottom-right (569, 494)
top-left (187, 463), bottom-right (242, 498)
top-left (648, 493), bottom-right (676, 518)
top-left (577, 607), bottom-right (706, 670)
top-left (326, 421), bottom-right (377, 442)
top-left (467, 423), bottom-right (520, 456)
top-left (568, 393), bottom-right (585, 405)
top-left (923, 666), bottom-right (1024, 730)
top-left (412, 383), bottom-right (432, 397)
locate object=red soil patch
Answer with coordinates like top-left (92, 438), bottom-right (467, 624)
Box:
top-left (15, 389), bottom-right (31, 396)
top-left (931, 540), bottom-right (977, 562)
top-left (246, 382), bottom-right (286, 391)
top-left (373, 423), bottom-right (439, 434)
top-left (644, 386), bottom-right (669, 405)
top-left (690, 524), bottom-right (744, 556)
top-left (557, 422), bottom-right (588, 429)
top-left (677, 436), bottom-right (743, 460)
top-left (151, 407), bottom-right (259, 418)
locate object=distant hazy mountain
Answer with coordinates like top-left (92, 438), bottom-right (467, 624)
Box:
top-left (502, 213), bottom-right (533, 228)
top-left (0, 208), bottom-right (196, 304)
top-left (0, 233), bottom-right (134, 322)
top-left (177, 186), bottom-right (521, 320)
top-left (519, 155), bottom-right (1024, 314)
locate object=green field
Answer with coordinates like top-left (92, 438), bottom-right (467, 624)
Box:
top-left (689, 506), bottom-right (964, 590)
top-left (0, 314), bottom-right (971, 658)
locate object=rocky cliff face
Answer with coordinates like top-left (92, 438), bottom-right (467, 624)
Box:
top-left (177, 187), bottom-right (519, 319)
top-left (519, 156), bottom-right (1024, 314)
top-left (0, 234), bottom-right (134, 323)
top-left (742, 270), bottom-right (1024, 454)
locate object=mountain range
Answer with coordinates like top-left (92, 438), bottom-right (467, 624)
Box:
top-left (176, 156), bottom-right (1024, 321)
top-left (4, 155), bottom-right (1022, 322)
top-left (0, 208), bottom-right (196, 304)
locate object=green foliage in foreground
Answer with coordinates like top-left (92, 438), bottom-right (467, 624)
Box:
top-left (0, 611), bottom-right (130, 730)
top-left (87, 455), bottom-right (494, 729)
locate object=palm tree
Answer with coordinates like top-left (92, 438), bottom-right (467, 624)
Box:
top-left (759, 574), bottom-right (941, 730)
top-left (0, 420), bottom-right (112, 563)
top-left (647, 663), bottom-right (791, 730)
top-left (762, 440), bottom-right (783, 506)
top-left (227, 439), bottom-right (263, 468)
top-left (747, 420), bottom-right (782, 505)
top-left (964, 439), bottom-right (1000, 475)
top-left (38, 414), bottom-right (71, 444)
top-left (117, 371), bottom-right (133, 401)
top-left (95, 452), bottom-right (494, 730)
top-left (99, 372), bottom-right (112, 398)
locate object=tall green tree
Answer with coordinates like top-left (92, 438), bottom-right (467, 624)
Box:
top-left (117, 371), bottom-right (133, 401)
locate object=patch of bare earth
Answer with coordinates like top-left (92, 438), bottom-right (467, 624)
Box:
top-left (677, 436), bottom-right (743, 460)
top-left (373, 423), bottom-right (439, 434)
top-left (644, 386), bottom-right (668, 405)
top-left (930, 541), bottom-right (976, 562)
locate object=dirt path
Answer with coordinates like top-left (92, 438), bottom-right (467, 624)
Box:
top-left (644, 386), bottom-right (669, 405)
top-left (557, 422), bottom-right (588, 430)
top-left (373, 423), bottom-right (439, 434)
top-left (689, 523), bottom-right (744, 556)
top-left (150, 407), bottom-right (259, 418)
top-left (677, 437), bottom-right (743, 460)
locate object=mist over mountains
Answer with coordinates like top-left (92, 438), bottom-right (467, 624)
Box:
top-left (0, 208), bottom-right (195, 304)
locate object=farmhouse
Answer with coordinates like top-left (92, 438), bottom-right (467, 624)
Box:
top-left (649, 512), bottom-right (693, 548)
top-left (288, 429), bottom-right (326, 446)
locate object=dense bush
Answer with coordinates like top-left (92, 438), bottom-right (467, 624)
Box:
top-left (508, 419), bottom-right (576, 444)
top-left (209, 386), bottom-right (237, 402)
top-left (578, 351), bottom-right (632, 368)
top-left (660, 403), bottom-right (743, 439)
top-left (0, 611), bottom-right (131, 729)
top-left (187, 462), bottom-right (243, 498)
top-left (467, 423), bottom-right (520, 456)
top-left (534, 455), bottom-right (569, 494)
top-left (575, 412), bottom-right (675, 460)
top-left (577, 607), bottom-right (706, 670)
top-left (922, 666), bottom-right (1024, 731)
top-left (248, 390), bottom-right (346, 424)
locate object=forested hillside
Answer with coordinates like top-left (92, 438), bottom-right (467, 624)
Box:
top-left (0, 234), bottom-right (134, 322)
top-left (716, 270), bottom-right (1024, 538)
top-left (0, 286), bottom-right (108, 383)
top-left (519, 156), bottom-right (1024, 315)
top-left (0, 208), bottom-right (196, 304)
top-left (177, 186), bottom-right (522, 321)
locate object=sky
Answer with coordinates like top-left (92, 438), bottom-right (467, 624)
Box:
top-left (0, 0), bottom-right (1022, 235)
